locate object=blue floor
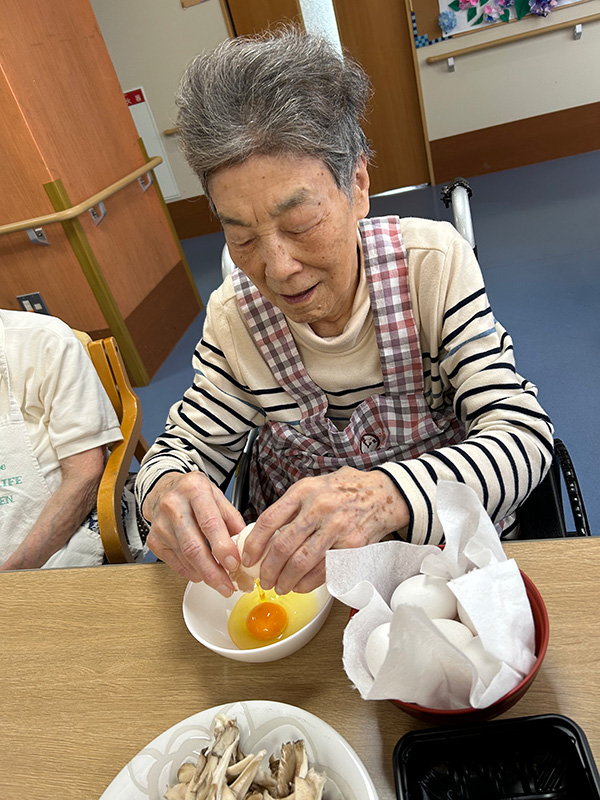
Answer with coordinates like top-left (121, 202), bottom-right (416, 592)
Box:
top-left (136, 150), bottom-right (600, 535)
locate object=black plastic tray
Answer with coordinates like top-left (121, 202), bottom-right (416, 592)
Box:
top-left (394, 714), bottom-right (600, 799)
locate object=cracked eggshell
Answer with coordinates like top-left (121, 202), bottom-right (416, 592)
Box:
top-left (390, 574), bottom-right (457, 619)
top-left (231, 523), bottom-right (260, 577)
top-left (365, 622), bottom-right (391, 679)
top-left (229, 523), bottom-right (262, 592)
top-left (432, 618), bottom-right (474, 650)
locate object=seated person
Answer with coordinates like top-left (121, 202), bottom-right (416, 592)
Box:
top-left (0, 309), bottom-right (145, 569)
top-left (136, 29), bottom-right (553, 597)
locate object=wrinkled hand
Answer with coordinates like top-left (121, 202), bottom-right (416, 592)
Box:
top-left (242, 467), bottom-right (410, 595)
top-left (143, 472), bottom-right (246, 595)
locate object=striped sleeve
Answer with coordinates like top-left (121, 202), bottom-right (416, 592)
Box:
top-left (377, 226), bottom-right (554, 544)
top-left (135, 297), bottom-right (269, 517)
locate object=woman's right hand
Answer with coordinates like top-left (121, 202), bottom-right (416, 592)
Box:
top-left (143, 471), bottom-right (246, 595)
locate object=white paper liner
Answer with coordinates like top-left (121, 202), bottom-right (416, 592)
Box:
top-left (326, 481), bottom-right (537, 710)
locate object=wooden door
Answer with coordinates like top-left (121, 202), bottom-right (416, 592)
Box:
top-left (220, 0), bottom-right (432, 194)
top-left (223, 0), bottom-right (304, 36)
top-left (332, 0), bottom-right (433, 194)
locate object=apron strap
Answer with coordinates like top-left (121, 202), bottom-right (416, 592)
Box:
top-left (232, 216), bottom-right (424, 409)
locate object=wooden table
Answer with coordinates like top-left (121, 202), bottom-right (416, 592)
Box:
top-left (1, 537), bottom-right (599, 799)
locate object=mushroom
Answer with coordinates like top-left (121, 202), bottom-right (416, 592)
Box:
top-left (292, 741), bottom-right (308, 781)
top-left (165, 783), bottom-right (188, 800)
top-left (166, 715), bottom-right (327, 800)
top-left (177, 763), bottom-right (196, 784)
top-left (249, 768), bottom-right (278, 794)
top-left (226, 753), bottom-right (256, 778)
top-left (275, 742), bottom-right (297, 795)
top-left (228, 750), bottom-right (266, 797)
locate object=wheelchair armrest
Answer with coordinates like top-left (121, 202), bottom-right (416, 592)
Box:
top-left (516, 453), bottom-right (567, 539)
top-left (554, 438), bottom-right (591, 537)
top-left (516, 438), bottom-right (590, 539)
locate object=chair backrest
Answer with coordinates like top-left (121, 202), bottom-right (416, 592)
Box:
top-left (87, 337), bottom-right (149, 563)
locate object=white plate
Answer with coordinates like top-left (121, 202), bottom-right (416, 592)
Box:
top-left (100, 700), bottom-right (379, 800)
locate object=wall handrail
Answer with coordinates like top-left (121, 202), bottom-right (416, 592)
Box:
top-left (0, 156), bottom-right (163, 237)
top-left (426, 11), bottom-right (600, 64)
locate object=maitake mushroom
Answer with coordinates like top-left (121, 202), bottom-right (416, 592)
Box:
top-left (166, 714), bottom-right (327, 800)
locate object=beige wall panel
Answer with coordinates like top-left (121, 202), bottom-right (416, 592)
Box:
top-left (0, 0), bottom-right (143, 203)
top-left (79, 181), bottom-right (183, 318)
top-left (417, 3), bottom-right (600, 140)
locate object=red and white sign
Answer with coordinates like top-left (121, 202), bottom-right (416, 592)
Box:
top-left (124, 88), bottom-right (145, 107)
top-left (123, 86), bottom-right (180, 200)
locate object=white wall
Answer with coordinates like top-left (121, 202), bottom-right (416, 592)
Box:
top-left (417, 3), bottom-right (600, 140)
top-left (90, 0), bottom-right (599, 189)
top-left (90, 0), bottom-right (230, 200)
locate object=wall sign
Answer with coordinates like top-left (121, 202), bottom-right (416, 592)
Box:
top-left (124, 87), bottom-right (181, 201)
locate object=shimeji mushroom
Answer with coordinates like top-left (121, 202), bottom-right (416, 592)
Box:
top-left (166, 715), bottom-right (327, 799)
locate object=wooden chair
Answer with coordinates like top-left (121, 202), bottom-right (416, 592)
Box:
top-left (87, 337), bottom-right (150, 562)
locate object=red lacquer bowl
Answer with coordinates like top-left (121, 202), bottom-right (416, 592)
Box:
top-left (354, 570), bottom-right (549, 726)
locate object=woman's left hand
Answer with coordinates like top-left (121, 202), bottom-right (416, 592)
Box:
top-left (242, 466), bottom-right (410, 594)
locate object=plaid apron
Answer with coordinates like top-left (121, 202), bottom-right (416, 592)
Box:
top-left (232, 216), bottom-right (464, 518)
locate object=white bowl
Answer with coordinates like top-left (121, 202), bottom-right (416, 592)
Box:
top-left (100, 700), bottom-right (378, 800)
top-left (182, 581), bottom-right (333, 662)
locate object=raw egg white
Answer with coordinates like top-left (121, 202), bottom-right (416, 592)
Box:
top-left (390, 574), bottom-right (457, 619)
top-left (227, 582), bottom-right (319, 649)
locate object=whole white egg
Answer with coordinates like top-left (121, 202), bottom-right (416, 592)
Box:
top-left (390, 574), bottom-right (457, 619)
top-left (457, 600), bottom-right (477, 634)
top-left (432, 618), bottom-right (474, 650)
top-left (365, 622), bottom-right (391, 678)
top-left (462, 635), bottom-right (501, 684)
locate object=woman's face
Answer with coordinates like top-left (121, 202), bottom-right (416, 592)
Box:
top-left (209, 154), bottom-right (370, 337)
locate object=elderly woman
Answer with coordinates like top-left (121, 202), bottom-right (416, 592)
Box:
top-left (136, 30), bottom-right (553, 597)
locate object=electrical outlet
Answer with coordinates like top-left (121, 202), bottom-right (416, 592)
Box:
top-left (17, 292), bottom-right (51, 315)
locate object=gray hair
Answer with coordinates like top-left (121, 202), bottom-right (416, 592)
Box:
top-left (175, 28), bottom-right (372, 203)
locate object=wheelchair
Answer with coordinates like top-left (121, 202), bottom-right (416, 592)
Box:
top-left (441, 177), bottom-right (589, 539)
top-left (221, 179), bottom-right (590, 540)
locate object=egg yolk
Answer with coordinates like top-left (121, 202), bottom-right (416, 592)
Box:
top-left (246, 601), bottom-right (288, 640)
top-left (227, 580), bottom-right (320, 650)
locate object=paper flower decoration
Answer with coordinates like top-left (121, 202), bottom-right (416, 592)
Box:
top-left (529, 0), bottom-right (557, 15)
top-left (438, 9), bottom-right (458, 32)
top-left (447, 0), bottom-right (552, 27)
top-left (482, 0), bottom-right (514, 22)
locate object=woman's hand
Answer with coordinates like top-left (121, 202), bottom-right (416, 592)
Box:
top-left (241, 467), bottom-right (410, 595)
top-left (143, 472), bottom-right (246, 595)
